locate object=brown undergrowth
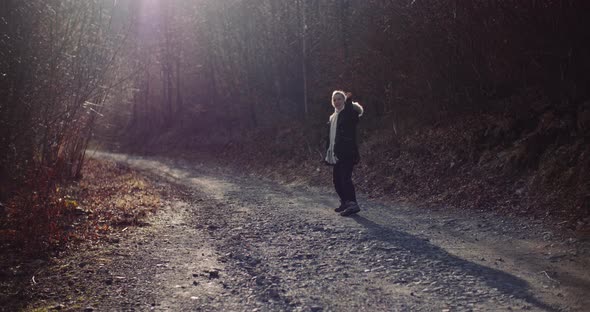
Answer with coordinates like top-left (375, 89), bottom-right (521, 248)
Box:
top-left (72, 158), bottom-right (161, 237)
top-left (1, 159), bottom-right (160, 253)
top-left (0, 158), bottom-right (163, 310)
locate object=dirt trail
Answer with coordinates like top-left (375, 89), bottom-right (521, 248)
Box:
top-left (29, 151), bottom-right (590, 311)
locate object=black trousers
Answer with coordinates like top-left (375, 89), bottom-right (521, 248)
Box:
top-left (333, 160), bottom-right (357, 203)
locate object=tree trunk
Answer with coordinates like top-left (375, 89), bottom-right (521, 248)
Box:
top-left (299, 0), bottom-right (309, 118)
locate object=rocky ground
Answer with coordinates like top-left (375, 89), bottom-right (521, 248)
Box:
top-left (5, 151), bottom-right (590, 311)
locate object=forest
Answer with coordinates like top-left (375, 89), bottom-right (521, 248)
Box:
top-left (1, 0), bottom-right (589, 250)
top-left (2, 1), bottom-right (590, 310)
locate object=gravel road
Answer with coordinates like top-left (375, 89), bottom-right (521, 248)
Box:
top-left (28, 151), bottom-right (589, 311)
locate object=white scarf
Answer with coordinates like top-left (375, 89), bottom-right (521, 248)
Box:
top-left (325, 108), bottom-right (342, 165)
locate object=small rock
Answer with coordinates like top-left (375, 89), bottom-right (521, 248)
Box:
top-left (310, 305), bottom-right (323, 312)
top-left (207, 270), bottom-right (220, 279)
top-left (84, 307), bottom-right (94, 312)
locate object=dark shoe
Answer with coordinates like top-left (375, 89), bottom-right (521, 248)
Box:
top-left (340, 202), bottom-right (360, 217)
top-left (334, 202), bottom-right (347, 212)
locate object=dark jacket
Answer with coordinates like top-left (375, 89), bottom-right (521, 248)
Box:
top-left (326, 98), bottom-right (364, 165)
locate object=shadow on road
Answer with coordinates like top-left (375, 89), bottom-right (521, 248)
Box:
top-left (351, 214), bottom-right (558, 312)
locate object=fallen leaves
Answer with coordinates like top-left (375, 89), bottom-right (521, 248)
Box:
top-left (1, 158), bottom-right (163, 252)
top-left (72, 158), bottom-right (162, 241)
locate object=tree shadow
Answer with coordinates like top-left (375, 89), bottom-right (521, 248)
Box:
top-left (350, 214), bottom-right (558, 311)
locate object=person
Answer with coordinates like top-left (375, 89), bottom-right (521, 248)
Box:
top-left (325, 90), bottom-right (364, 216)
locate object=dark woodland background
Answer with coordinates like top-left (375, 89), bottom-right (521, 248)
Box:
top-left (1, 0), bottom-right (589, 248)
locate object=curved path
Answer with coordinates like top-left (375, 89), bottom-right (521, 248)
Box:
top-left (75, 151), bottom-right (589, 311)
